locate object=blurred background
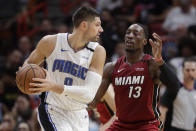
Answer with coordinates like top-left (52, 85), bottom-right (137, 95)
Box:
top-left (0, 0), bottom-right (196, 131)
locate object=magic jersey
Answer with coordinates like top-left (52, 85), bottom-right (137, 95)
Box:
top-left (40, 33), bottom-right (98, 110)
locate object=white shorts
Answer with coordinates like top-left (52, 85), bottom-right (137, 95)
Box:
top-left (37, 103), bottom-right (89, 131)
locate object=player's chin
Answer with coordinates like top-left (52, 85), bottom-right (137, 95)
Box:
top-left (125, 47), bottom-right (135, 52)
top-left (92, 36), bottom-right (100, 42)
top-left (125, 45), bottom-right (134, 50)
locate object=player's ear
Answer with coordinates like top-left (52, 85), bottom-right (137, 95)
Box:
top-left (143, 38), bottom-right (147, 45)
top-left (80, 21), bottom-right (88, 31)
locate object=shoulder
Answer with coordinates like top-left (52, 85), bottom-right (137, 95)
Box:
top-left (38, 34), bottom-right (57, 47)
top-left (103, 61), bottom-right (116, 78)
top-left (95, 44), bottom-right (106, 53)
top-left (92, 44), bottom-right (106, 59)
top-left (36, 34), bottom-right (57, 57)
top-left (40, 34), bottom-right (57, 44)
top-left (104, 61), bottom-right (116, 70)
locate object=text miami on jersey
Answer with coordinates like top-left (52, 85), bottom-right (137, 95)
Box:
top-left (115, 75), bottom-right (144, 98)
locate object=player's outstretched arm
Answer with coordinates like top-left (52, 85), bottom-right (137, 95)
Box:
top-left (23, 35), bottom-right (56, 66)
top-left (149, 33), bottom-right (180, 91)
top-left (88, 62), bottom-right (115, 109)
top-left (102, 84), bottom-right (116, 112)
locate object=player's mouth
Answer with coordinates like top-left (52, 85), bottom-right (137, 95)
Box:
top-left (190, 76), bottom-right (195, 80)
top-left (96, 34), bottom-right (101, 39)
top-left (126, 39), bottom-right (135, 46)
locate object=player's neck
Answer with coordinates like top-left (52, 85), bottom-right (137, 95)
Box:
top-left (183, 79), bottom-right (195, 90)
top-left (68, 31), bottom-right (88, 52)
top-left (125, 49), bottom-right (144, 65)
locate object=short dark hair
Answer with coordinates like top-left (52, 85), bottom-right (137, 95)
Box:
top-left (72, 6), bottom-right (100, 28)
top-left (182, 57), bottom-right (196, 67)
top-left (136, 23), bottom-right (149, 39)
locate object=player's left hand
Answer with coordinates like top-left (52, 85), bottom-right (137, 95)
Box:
top-left (149, 33), bottom-right (162, 60)
top-left (29, 69), bottom-right (63, 94)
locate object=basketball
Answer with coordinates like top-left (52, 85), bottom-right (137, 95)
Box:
top-left (16, 64), bottom-right (46, 94)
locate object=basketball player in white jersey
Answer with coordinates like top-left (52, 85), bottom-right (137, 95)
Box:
top-left (20, 6), bottom-right (106, 131)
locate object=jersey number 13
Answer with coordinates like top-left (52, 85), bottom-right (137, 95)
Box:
top-left (129, 86), bottom-right (142, 98)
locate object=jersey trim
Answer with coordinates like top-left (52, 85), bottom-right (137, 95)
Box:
top-left (158, 121), bottom-right (164, 131)
top-left (40, 59), bottom-right (48, 103)
top-left (152, 84), bottom-right (161, 119)
top-left (85, 42), bottom-right (95, 52)
top-left (38, 103), bottom-right (57, 131)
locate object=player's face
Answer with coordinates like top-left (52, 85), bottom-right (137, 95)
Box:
top-left (183, 62), bottom-right (196, 81)
top-left (124, 24), bottom-right (146, 51)
top-left (87, 17), bottom-right (103, 42)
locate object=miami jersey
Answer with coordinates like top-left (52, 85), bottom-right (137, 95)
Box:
top-left (111, 55), bottom-right (161, 128)
top-left (40, 33), bottom-right (98, 110)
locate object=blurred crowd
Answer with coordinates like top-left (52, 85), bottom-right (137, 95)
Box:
top-left (0, 0), bottom-right (196, 131)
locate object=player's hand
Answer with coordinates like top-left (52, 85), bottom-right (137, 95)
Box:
top-left (149, 33), bottom-right (162, 60)
top-left (29, 68), bottom-right (64, 94)
top-left (16, 66), bottom-right (22, 75)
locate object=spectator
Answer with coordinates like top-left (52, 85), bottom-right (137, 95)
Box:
top-left (188, 24), bottom-right (196, 40)
top-left (0, 122), bottom-right (11, 131)
top-left (0, 50), bottom-right (22, 109)
top-left (96, 0), bottom-right (122, 12)
top-left (57, 24), bottom-right (69, 33)
top-left (0, 112), bottom-right (16, 131)
top-left (100, 9), bottom-right (119, 59)
top-left (12, 94), bottom-right (33, 123)
top-left (3, 113), bottom-right (16, 130)
top-left (18, 36), bottom-right (33, 60)
top-left (163, 0), bottom-right (196, 36)
top-left (169, 37), bottom-right (196, 82)
top-left (111, 41), bottom-right (126, 62)
top-left (111, 0), bottom-right (136, 24)
top-left (34, 19), bottom-right (55, 43)
top-left (135, 0), bottom-right (170, 24)
top-left (15, 121), bottom-right (32, 131)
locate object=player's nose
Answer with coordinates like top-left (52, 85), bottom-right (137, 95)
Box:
top-left (99, 26), bottom-right (104, 33)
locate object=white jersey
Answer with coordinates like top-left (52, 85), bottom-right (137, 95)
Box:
top-left (172, 87), bottom-right (196, 130)
top-left (42, 33), bottom-right (98, 110)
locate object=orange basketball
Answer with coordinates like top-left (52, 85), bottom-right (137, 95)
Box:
top-left (16, 64), bottom-right (46, 94)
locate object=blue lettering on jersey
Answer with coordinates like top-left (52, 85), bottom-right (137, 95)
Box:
top-left (52, 59), bottom-right (88, 80)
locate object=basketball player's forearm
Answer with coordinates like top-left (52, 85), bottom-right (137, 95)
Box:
top-left (159, 63), bottom-right (180, 92)
top-left (60, 71), bottom-right (102, 104)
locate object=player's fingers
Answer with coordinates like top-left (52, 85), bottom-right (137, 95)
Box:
top-left (32, 78), bottom-right (46, 83)
top-left (16, 66), bottom-right (22, 74)
top-left (28, 87), bottom-right (42, 92)
top-left (153, 33), bottom-right (162, 44)
top-left (153, 33), bottom-right (161, 39)
top-left (29, 82), bottom-right (45, 88)
top-left (149, 39), bottom-right (155, 47)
